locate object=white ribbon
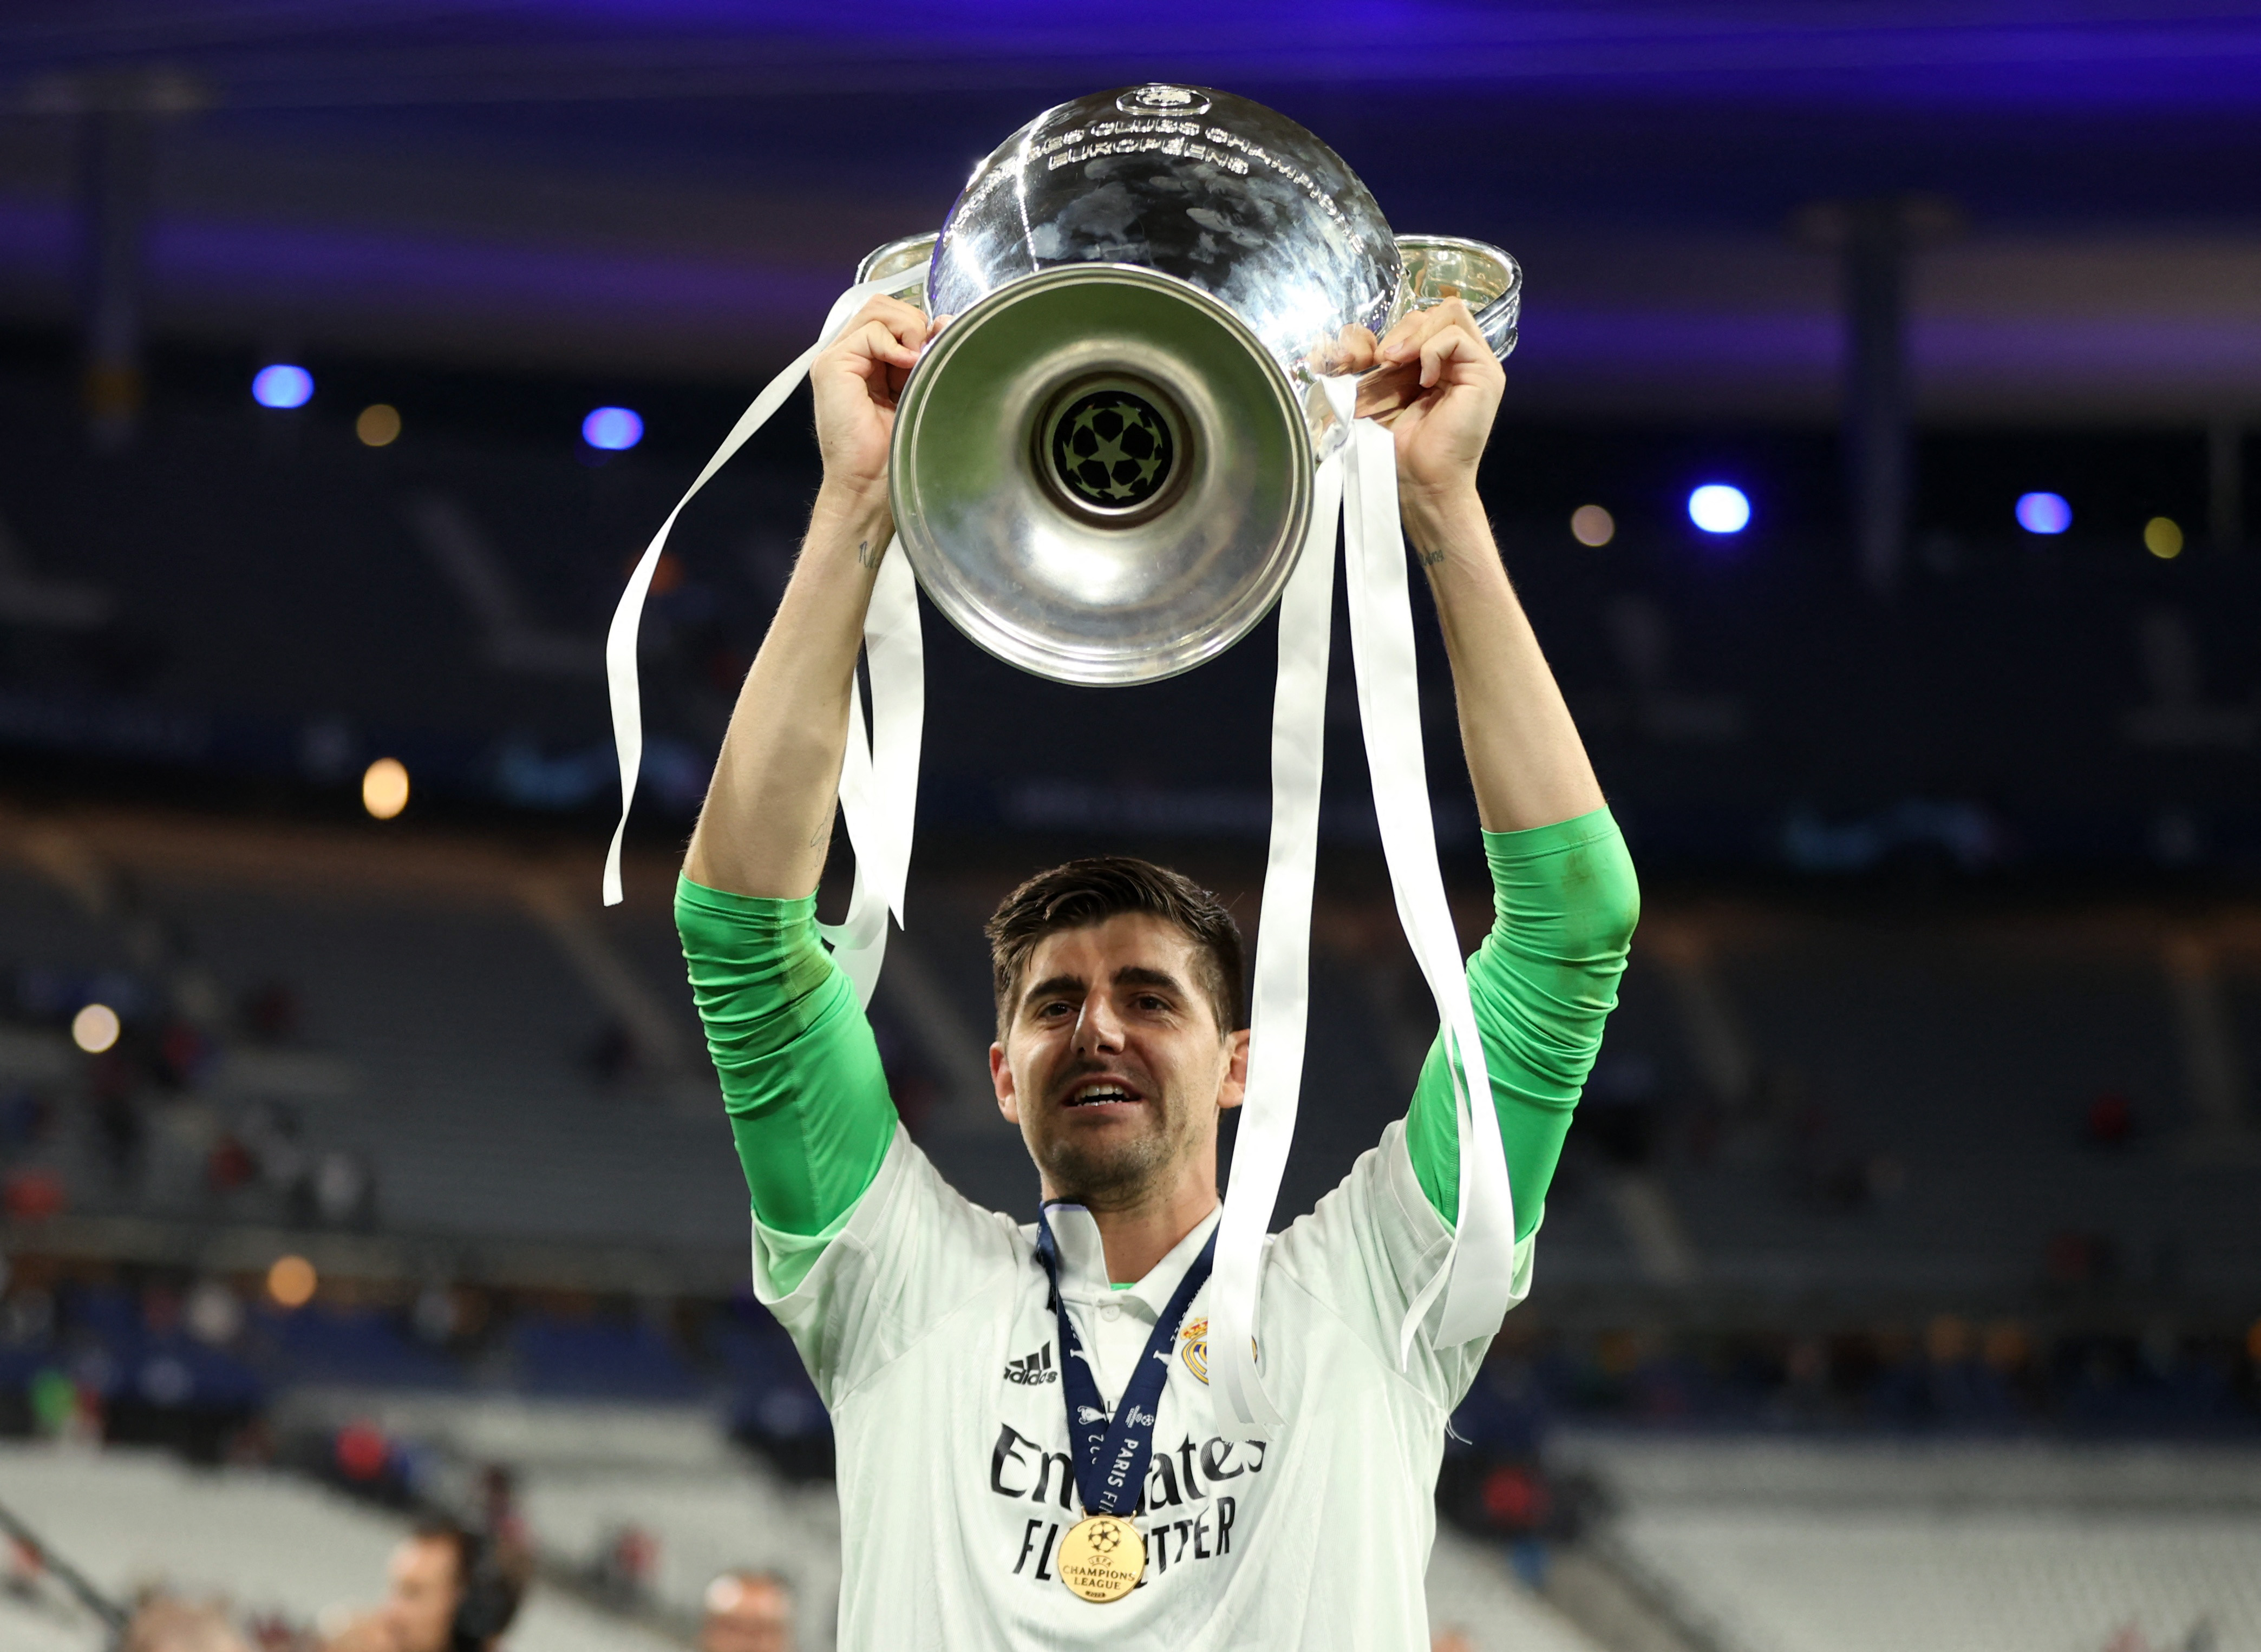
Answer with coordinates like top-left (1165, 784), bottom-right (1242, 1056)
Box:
top-left (604, 266), bottom-right (928, 1005)
top-left (1206, 381), bottom-right (1517, 1427)
top-left (1205, 379), bottom-right (1351, 1430)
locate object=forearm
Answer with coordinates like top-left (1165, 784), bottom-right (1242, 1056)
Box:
top-left (683, 480), bottom-right (894, 900)
top-left (1406, 811), bottom-right (1639, 1236)
top-left (1402, 486), bottom-right (1605, 834)
top-left (678, 877), bottom-right (898, 1238)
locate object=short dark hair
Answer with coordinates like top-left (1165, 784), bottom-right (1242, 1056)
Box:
top-left (409, 1518), bottom-right (525, 1650)
top-left (985, 856), bottom-right (1245, 1039)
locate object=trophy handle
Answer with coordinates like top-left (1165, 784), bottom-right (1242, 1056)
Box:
top-left (855, 233), bottom-right (938, 309)
top-left (1394, 235), bottom-right (1520, 361)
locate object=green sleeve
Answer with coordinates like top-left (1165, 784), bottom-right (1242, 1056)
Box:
top-left (1404, 808), bottom-right (1639, 1240)
top-left (676, 876), bottom-right (899, 1251)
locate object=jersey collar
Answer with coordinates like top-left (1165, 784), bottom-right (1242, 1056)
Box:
top-left (1038, 1202), bottom-right (1222, 1320)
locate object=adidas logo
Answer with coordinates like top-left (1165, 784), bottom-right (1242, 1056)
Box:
top-left (1003, 1344), bottom-right (1058, 1385)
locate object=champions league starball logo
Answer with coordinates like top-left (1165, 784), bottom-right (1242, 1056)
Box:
top-left (1048, 389), bottom-right (1175, 510)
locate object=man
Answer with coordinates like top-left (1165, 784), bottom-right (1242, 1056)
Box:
top-left (700, 1570), bottom-right (795, 1652)
top-left (324, 1519), bottom-right (523, 1652)
top-left (678, 291), bottom-right (1637, 1648)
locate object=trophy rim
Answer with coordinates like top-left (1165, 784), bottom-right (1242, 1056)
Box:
top-left (890, 261), bottom-right (1314, 689)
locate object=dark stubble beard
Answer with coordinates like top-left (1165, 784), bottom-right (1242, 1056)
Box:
top-left (1038, 1096), bottom-right (1191, 1212)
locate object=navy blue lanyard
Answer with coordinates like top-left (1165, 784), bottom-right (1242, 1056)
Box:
top-left (1033, 1208), bottom-right (1217, 1519)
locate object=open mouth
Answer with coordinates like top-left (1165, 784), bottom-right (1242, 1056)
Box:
top-left (1061, 1080), bottom-right (1144, 1109)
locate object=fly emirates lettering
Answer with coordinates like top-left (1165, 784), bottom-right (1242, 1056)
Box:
top-left (989, 1422), bottom-right (1266, 1588)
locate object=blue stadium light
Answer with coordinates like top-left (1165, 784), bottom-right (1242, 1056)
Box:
top-left (2016, 491), bottom-right (2072, 535)
top-left (1687, 483), bottom-right (1750, 535)
top-left (252, 364), bottom-right (313, 409)
top-left (582, 407), bottom-right (644, 451)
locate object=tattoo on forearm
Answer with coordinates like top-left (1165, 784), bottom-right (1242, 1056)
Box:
top-left (855, 539), bottom-right (880, 570)
top-left (1418, 548), bottom-right (1447, 568)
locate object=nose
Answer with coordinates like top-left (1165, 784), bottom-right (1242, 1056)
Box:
top-left (1074, 992), bottom-right (1126, 1056)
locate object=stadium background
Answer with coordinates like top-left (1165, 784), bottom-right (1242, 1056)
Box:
top-left (1, 5), bottom-right (2258, 1649)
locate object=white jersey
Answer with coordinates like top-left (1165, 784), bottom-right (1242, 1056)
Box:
top-left (754, 1118), bottom-right (1537, 1650)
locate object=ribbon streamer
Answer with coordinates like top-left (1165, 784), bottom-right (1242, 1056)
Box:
top-left (1206, 384), bottom-right (1517, 1427)
top-left (603, 265), bottom-right (927, 1006)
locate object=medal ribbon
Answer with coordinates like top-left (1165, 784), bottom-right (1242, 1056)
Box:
top-left (1034, 1210), bottom-right (1217, 1518)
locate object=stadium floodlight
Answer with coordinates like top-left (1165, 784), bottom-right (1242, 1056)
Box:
top-left (1571, 504), bottom-right (1615, 546)
top-left (2016, 492), bottom-right (2072, 534)
top-left (252, 364), bottom-right (314, 409)
top-left (71, 1002), bottom-right (120, 1053)
top-left (1687, 483), bottom-right (1750, 535)
top-left (582, 406), bottom-right (644, 451)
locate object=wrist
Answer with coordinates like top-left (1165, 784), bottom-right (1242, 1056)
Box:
top-left (812, 475), bottom-right (894, 543)
top-left (1399, 482), bottom-right (1487, 551)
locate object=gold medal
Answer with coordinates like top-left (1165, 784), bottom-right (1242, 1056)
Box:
top-left (1056, 1512), bottom-right (1145, 1603)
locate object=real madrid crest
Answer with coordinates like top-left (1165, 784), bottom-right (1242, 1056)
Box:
top-left (1179, 1317), bottom-right (1209, 1384)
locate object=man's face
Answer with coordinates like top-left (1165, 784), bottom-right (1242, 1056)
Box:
top-left (990, 914), bottom-right (1246, 1208)
top-left (700, 1578), bottom-right (793, 1652)
top-left (380, 1538), bottom-right (461, 1652)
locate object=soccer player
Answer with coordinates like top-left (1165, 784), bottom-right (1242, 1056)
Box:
top-left (678, 292), bottom-right (1637, 1648)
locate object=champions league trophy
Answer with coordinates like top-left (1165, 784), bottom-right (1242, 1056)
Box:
top-left (861, 82), bottom-right (1519, 685)
top-left (605, 84), bottom-right (1524, 1428)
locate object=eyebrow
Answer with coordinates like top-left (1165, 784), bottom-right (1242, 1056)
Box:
top-left (1018, 965), bottom-right (1189, 1015)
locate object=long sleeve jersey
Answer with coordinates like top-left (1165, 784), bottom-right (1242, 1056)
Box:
top-left (675, 808), bottom-right (1636, 1650)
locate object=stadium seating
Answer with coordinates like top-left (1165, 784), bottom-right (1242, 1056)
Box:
top-left (0, 1439), bottom-right (683, 1652)
top-left (1552, 1433), bottom-right (2261, 1652)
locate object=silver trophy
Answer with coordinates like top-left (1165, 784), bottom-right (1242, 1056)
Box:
top-left (855, 83), bottom-right (1519, 686)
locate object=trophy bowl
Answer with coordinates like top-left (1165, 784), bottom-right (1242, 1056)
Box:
top-left (869, 84), bottom-right (1521, 687)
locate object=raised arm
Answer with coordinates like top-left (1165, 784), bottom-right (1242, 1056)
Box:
top-left (677, 296), bottom-right (939, 1280)
top-left (684, 295), bottom-right (938, 899)
top-left (1343, 303), bottom-right (1638, 1241)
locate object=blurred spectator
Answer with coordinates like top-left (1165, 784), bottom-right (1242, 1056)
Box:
top-left (590, 1523), bottom-right (658, 1604)
top-left (3, 1165), bottom-right (67, 1221)
top-left (701, 1570), bottom-right (794, 1652)
top-left (206, 1131), bottom-right (257, 1195)
top-left (125, 1597), bottom-right (253, 1652)
top-left (312, 1150), bottom-right (377, 1228)
top-left (156, 1019), bottom-right (214, 1090)
top-left (324, 1520), bottom-right (525, 1652)
top-left (1430, 1632), bottom-right (1476, 1652)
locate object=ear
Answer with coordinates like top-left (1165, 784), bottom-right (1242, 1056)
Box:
top-left (1216, 1026), bottom-right (1250, 1112)
top-left (991, 1040), bottom-right (1020, 1124)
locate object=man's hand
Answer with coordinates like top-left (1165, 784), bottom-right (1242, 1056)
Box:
top-left (1324, 299), bottom-right (1504, 506)
top-left (685, 296), bottom-right (943, 900)
top-left (811, 296), bottom-right (943, 502)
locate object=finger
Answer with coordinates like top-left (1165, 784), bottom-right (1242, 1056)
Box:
top-left (1377, 302), bottom-right (1452, 364)
top-left (1431, 294), bottom-right (1490, 357)
top-left (1417, 323), bottom-right (1498, 390)
top-left (1381, 297), bottom-right (1485, 366)
top-left (1312, 324), bottom-right (1380, 377)
top-left (845, 317), bottom-right (922, 371)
